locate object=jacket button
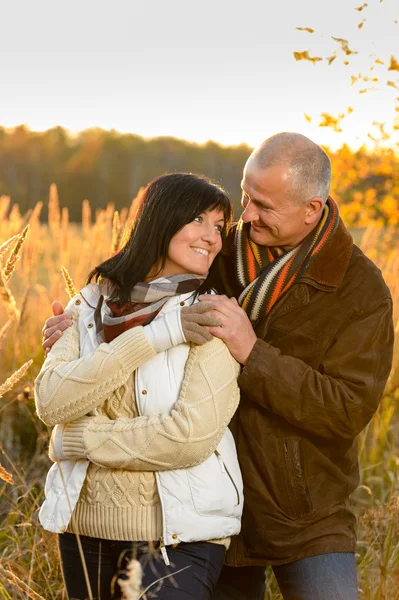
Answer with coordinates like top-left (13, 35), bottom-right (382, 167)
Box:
top-left (75, 299), bottom-right (81, 306)
top-left (87, 323), bottom-right (93, 328)
top-left (60, 526), bottom-right (67, 533)
top-left (180, 301), bottom-right (185, 306)
top-left (142, 390), bottom-right (147, 395)
top-left (172, 534), bottom-right (178, 539)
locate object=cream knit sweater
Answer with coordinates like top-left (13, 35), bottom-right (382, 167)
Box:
top-left (35, 307), bottom-right (240, 542)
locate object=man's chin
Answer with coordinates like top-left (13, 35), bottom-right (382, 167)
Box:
top-left (249, 226), bottom-right (272, 246)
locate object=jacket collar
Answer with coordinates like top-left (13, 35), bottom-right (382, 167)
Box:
top-left (300, 219), bottom-right (353, 290)
top-left (224, 218), bottom-right (354, 292)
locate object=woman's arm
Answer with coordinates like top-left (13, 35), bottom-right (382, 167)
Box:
top-left (53, 338), bottom-right (240, 470)
top-left (35, 304), bottom-right (156, 426)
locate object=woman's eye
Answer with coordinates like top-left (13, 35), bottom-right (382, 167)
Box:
top-left (215, 224), bottom-right (224, 233)
top-left (193, 215), bottom-right (203, 223)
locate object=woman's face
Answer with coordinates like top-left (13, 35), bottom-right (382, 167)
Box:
top-left (160, 208), bottom-right (225, 277)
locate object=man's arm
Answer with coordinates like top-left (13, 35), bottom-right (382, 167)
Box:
top-left (51, 338), bottom-right (241, 470)
top-left (199, 295), bottom-right (394, 440)
top-left (238, 298), bottom-right (394, 439)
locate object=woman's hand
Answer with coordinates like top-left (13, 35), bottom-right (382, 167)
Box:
top-left (198, 295), bottom-right (257, 364)
top-left (181, 303), bottom-right (221, 345)
top-left (42, 301), bottom-right (72, 353)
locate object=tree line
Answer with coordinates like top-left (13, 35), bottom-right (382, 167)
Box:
top-left (0, 125), bottom-right (398, 226)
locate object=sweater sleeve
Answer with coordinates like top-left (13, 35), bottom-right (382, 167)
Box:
top-left (34, 305), bottom-right (156, 426)
top-left (60, 338), bottom-right (241, 471)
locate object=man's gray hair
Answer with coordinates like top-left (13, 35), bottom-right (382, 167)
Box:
top-left (251, 133), bottom-right (332, 204)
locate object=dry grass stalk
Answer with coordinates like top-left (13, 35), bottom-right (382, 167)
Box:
top-left (61, 206), bottom-right (69, 230)
top-left (48, 183), bottom-right (61, 231)
top-left (82, 198), bottom-right (92, 234)
top-left (0, 359), bottom-right (33, 398)
top-left (0, 563), bottom-right (46, 600)
top-left (0, 234), bottom-right (19, 262)
top-left (0, 195), bottom-right (11, 220)
top-left (30, 200), bottom-right (43, 224)
top-left (0, 464), bottom-right (14, 484)
top-left (0, 272), bottom-right (20, 321)
top-left (112, 210), bottom-right (121, 254)
top-left (9, 203), bottom-right (21, 226)
top-left (0, 319), bottom-right (12, 348)
top-left (61, 265), bottom-right (78, 299)
top-left (2, 224), bottom-right (30, 283)
top-left (118, 558), bottom-right (143, 600)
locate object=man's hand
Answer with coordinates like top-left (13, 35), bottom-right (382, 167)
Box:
top-left (198, 295), bottom-right (257, 365)
top-left (42, 301), bottom-right (72, 353)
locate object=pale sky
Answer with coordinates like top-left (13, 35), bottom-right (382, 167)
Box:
top-left (1, 0), bottom-right (398, 149)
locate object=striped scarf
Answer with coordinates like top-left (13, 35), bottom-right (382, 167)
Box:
top-left (235, 196), bottom-right (340, 324)
top-left (96, 274), bottom-right (203, 342)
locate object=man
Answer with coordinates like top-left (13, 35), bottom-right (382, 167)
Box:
top-left (43, 133), bottom-right (394, 599)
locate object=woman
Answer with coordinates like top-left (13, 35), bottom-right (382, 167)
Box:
top-left (35, 173), bottom-right (243, 600)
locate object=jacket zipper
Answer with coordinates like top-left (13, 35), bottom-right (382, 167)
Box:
top-left (159, 537), bottom-right (170, 566)
top-left (215, 450), bottom-right (240, 506)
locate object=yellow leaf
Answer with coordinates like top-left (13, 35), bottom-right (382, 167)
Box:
top-left (358, 20), bottom-right (366, 29)
top-left (387, 80), bottom-right (399, 89)
top-left (347, 106), bottom-right (354, 114)
top-left (327, 54), bottom-right (337, 65)
top-left (293, 50), bottom-right (323, 64)
top-left (319, 113), bottom-right (343, 132)
top-left (375, 58), bottom-right (385, 65)
top-left (296, 27), bottom-right (315, 33)
top-left (344, 60), bottom-right (349, 65)
top-left (304, 113), bottom-right (312, 123)
top-left (354, 2), bottom-right (368, 10)
top-left (388, 55), bottom-right (399, 72)
top-left (332, 37), bottom-right (358, 56)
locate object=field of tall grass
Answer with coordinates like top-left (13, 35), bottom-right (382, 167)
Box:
top-left (0, 187), bottom-right (398, 599)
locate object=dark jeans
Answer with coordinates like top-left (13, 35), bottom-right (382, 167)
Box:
top-left (59, 532), bottom-right (225, 600)
top-left (213, 552), bottom-right (358, 600)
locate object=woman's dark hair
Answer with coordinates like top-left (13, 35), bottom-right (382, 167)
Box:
top-left (87, 173), bottom-right (232, 302)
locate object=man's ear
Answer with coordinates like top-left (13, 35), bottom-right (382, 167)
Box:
top-left (304, 197), bottom-right (324, 225)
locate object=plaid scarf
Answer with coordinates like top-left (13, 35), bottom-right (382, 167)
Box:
top-left (235, 196), bottom-right (340, 324)
top-left (95, 274), bottom-right (203, 342)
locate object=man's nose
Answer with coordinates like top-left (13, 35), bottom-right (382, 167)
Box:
top-left (241, 200), bottom-right (258, 223)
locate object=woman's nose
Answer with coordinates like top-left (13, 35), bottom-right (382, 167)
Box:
top-left (202, 225), bottom-right (219, 244)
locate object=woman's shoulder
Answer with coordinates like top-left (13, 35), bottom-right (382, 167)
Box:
top-left (189, 336), bottom-right (240, 375)
top-left (64, 283), bottom-right (100, 318)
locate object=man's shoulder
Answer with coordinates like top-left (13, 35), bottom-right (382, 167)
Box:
top-left (342, 243), bottom-right (392, 308)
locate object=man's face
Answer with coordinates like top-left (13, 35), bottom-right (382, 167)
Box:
top-left (240, 159), bottom-right (313, 251)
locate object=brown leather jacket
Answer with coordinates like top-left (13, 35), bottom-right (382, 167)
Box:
top-left (211, 220), bottom-right (394, 566)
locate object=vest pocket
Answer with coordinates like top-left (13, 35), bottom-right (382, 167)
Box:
top-left (280, 438), bottom-right (314, 519)
top-left (215, 450), bottom-right (240, 506)
top-left (185, 451), bottom-right (242, 517)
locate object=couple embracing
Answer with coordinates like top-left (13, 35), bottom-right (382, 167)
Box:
top-left (35, 133), bottom-right (394, 600)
